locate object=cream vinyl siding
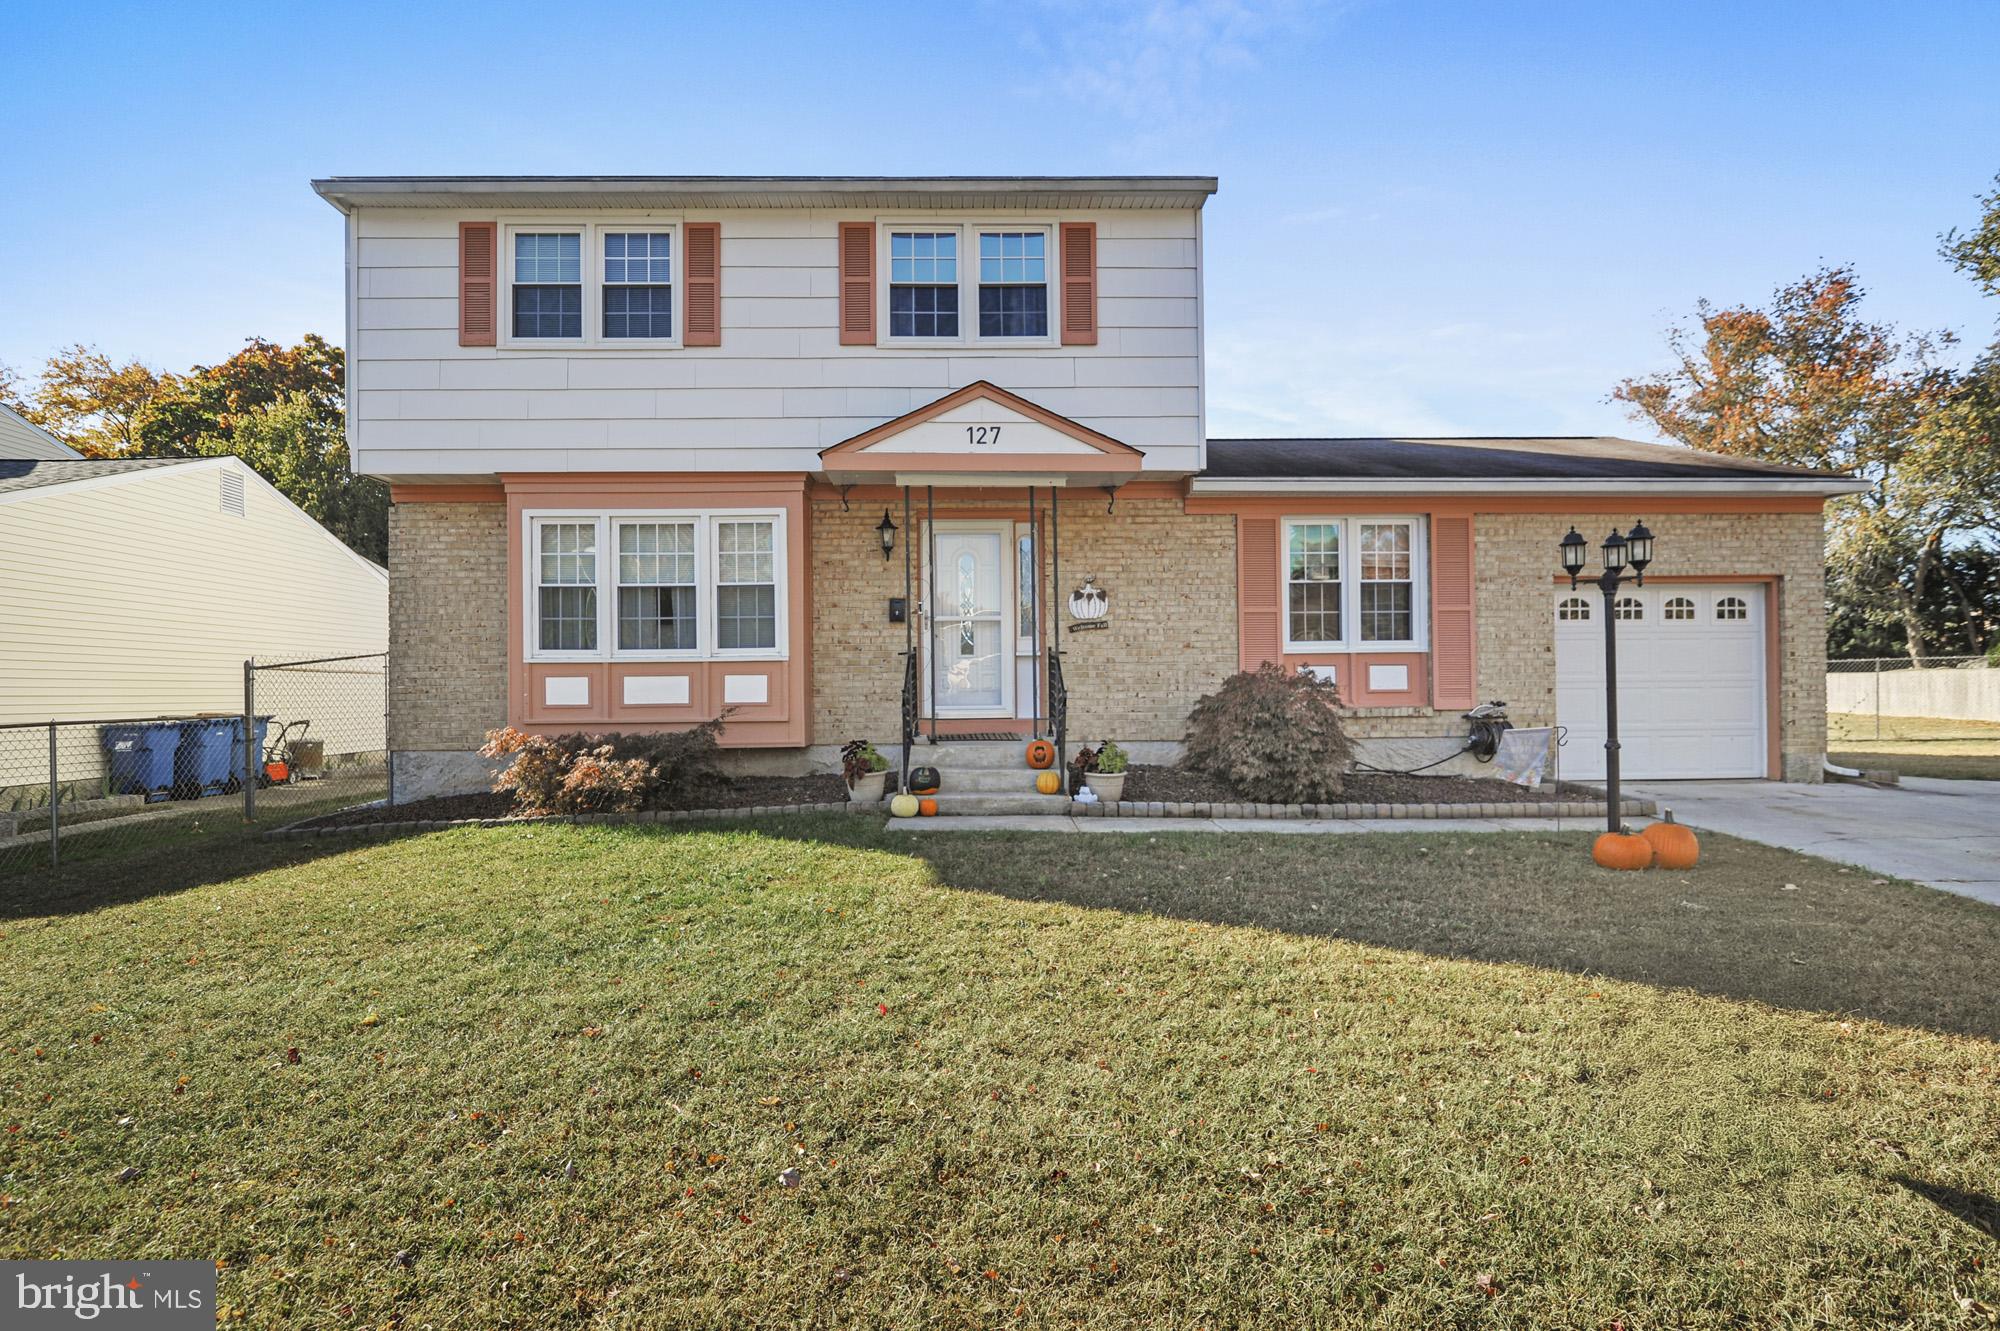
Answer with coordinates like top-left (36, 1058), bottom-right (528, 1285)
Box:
top-left (0, 459), bottom-right (387, 784)
top-left (0, 405), bottom-right (80, 460)
top-left (349, 207), bottom-right (1204, 477)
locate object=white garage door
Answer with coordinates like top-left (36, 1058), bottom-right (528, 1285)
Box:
top-left (1554, 584), bottom-right (1767, 780)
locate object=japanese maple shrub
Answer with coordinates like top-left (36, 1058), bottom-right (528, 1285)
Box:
top-left (479, 719), bottom-right (727, 815)
top-left (1181, 663), bottom-right (1355, 802)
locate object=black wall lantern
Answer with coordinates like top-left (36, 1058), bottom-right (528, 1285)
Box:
top-left (877, 510), bottom-right (898, 561)
top-left (1560, 521), bottom-right (1656, 833)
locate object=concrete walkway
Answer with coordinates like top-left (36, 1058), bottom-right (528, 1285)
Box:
top-left (1629, 777), bottom-right (2000, 906)
top-left (887, 814), bottom-right (1589, 836)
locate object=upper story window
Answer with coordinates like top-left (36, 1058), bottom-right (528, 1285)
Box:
top-left (502, 223), bottom-right (681, 347)
top-left (603, 232), bottom-right (672, 339)
top-left (889, 232), bottom-right (959, 338)
top-left (527, 510), bottom-right (786, 662)
top-left (978, 232), bottom-right (1048, 337)
top-left (880, 223), bottom-right (1055, 345)
top-left (1282, 517), bottom-right (1427, 652)
top-left (513, 233), bottom-right (583, 339)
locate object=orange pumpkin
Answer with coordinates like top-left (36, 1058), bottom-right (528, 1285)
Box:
top-left (1592, 830), bottom-right (1655, 871)
top-left (918, 797), bottom-right (939, 817)
top-left (1034, 770), bottom-right (1063, 795)
top-left (1025, 738), bottom-right (1056, 770)
top-left (1641, 809), bottom-right (1700, 870)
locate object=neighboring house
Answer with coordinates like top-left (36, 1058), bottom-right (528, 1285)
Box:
top-left (0, 455), bottom-right (388, 786)
top-left (0, 403), bottom-right (83, 460)
top-left (312, 174), bottom-right (1864, 804)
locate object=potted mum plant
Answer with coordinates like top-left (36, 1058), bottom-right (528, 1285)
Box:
top-left (1081, 740), bottom-right (1130, 803)
top-left (841, 739), bottom-right (890, 803)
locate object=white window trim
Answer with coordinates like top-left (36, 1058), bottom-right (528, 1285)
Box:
top-left (876, 219), bottom-right (1060, 350)
top-left (523, 508), bottom-right (787, 664)
top-left (1280, 515), bottom-right (1429, 654)
top-left (500, 221), bottom-right (684, 351)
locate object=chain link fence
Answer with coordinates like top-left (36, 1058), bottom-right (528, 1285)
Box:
top-left (0, 653), bottom-right (386, 878)
top-left (1828, 654), bottom-right (2000, 745)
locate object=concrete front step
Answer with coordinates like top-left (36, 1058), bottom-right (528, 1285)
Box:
top-left (902, 740), bottom-right (1041, 770)
top-left (926, 768), bottom-right (1063, 794)
top-left (921, 792), bottom-right (1072, 816)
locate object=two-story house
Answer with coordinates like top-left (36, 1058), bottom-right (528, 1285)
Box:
top-left (313, 175), bottom-right (1863, 805)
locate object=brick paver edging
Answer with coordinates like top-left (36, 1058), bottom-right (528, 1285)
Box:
top-left (268, 794), bottom-right (1654, 839)
top-left (264, 801), bottom-right (869, 840)
top-left (1068, 797), bottom-right (1656, 820)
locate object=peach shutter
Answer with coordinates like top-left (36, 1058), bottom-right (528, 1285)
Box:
top-left (458, 222), bottom-right (497, 347)
top-left (838, 222), bottom-right (875, 345)
top-left (1059, 221), bottom-right (1098, 346)
top-left (1237, 516), bottom-right (1283, 670)
top-left (1429, 514), bottom-right (1477, 708)
top-left (683, 222), bottom-right (721, 346)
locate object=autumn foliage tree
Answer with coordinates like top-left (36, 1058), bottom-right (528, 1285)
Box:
top-left (1614, 261), bottom-right (1995, 662)
top-left (0, 344), bottom-right (176, 456)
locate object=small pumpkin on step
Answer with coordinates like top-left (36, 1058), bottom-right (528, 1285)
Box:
top-left (1034, 769), bottom-right (1063, 796)
top-left (1592, 827), bottom-right (1656, 871)
top-left (1025, 738), bottom-right (1056, 770)
top-left (1641, 808), bottom-right (1700, 870)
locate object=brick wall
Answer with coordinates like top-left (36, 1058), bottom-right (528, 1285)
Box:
top-left (810, 495), bottom-right (1237, 742)
top-left (388, 502), bottom-right (509, 753)
top-left (1474, 510), bottom-right (1827, 781)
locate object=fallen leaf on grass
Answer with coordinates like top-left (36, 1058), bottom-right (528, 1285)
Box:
top-left (1474, 1272), bottom-right (1499, 1297)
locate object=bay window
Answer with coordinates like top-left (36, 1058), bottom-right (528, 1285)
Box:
top-left (527, 511), bottom-right (786, 661)
top-left (1282, 517), bottom-right (1426, 652)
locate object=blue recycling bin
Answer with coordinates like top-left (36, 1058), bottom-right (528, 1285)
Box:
top-left (173, 716), bottom-right (270, 797)
top-left (99, 722), bottom-right (184, 800)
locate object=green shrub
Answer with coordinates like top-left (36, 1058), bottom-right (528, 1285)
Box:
top-left (1095, 740), bottom-right (1129, 774)
top-left (840, 739), bottom-right (889, 784)
top-left (1181, 664), bottom-right (1354, 802)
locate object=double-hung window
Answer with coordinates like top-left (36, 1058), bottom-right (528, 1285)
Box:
top-left (1283, 517), bottom-right (1426, 652)
top-left (512, 233), bottom-right (583, 339)
top-left (603, 231), bottom-right (672, 339)
top-left (882, 223), bottom-right (1055, 344)
top-left (978, 231), bottom-right (1048, 337)
top-left (888, 232), bottom-right (959, 338)
top-left (528, 512), bottom-right (786, 662)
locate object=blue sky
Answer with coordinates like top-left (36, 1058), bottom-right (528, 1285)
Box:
top-left (3, 0), bottom-right (1996, 440)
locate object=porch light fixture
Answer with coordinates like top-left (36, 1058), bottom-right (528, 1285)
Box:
top-left (877, 510), bottom-right (898, 560)
top-left (1558, 521), bottom-right (1659, 834)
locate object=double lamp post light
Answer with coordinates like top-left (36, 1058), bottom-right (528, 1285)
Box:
top-left (1559, 521), bottom-right (1655, 833)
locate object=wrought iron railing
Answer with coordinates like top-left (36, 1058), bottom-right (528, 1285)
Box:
top-left (1047, 646), bottom-right (1068, 777)
top-left (899, 649), bottom-right (919, 793)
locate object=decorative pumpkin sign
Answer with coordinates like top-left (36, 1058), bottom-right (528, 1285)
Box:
top-left (1641, 809), bottom-right (1700, 869)
top-left (918, 797), bottom-right (939, 817)
top-left (1025, 739), bottom-right (1056, 770)
top-left (909, 766), bottom-right (941, 795)
top-left (1592, 829), bottom-right (1655, 871)
top-left (1034, 770), bottom-right (1063, 796)
top-left (889, 793), bottom-right (920, 819)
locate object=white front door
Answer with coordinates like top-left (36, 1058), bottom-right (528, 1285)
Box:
top-left (926, 523), bottom-right (1014, 716)
top-left (1554, 584), bottom-right (1768, 779)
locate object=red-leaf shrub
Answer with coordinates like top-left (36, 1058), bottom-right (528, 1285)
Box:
top-left (479, 719), bottom-right (727, 815)
top-left (1181, 663), bottom-right (1354, 802)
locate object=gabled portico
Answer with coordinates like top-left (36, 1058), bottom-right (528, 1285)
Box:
top-left (818, 381), bottom-right (1149, 788)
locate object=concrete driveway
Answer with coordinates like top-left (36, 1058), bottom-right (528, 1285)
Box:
top-left (1628, 777), bottom-right (2000, 906)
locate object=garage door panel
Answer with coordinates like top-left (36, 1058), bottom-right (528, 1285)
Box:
top-left (1554, 584), bottom-right (1767, 780)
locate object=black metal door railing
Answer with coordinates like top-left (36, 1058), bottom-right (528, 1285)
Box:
top-left (1047, 646), bottom-right (1068, 776)
top-left (898, 648), bottom-right (918, 793)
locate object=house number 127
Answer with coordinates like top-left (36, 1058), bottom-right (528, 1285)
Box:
top-left (965, 426), bottom-right (1002, 447)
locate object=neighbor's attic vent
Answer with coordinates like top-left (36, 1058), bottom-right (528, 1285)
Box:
top-left (219, 468), bottom-right (245, 516)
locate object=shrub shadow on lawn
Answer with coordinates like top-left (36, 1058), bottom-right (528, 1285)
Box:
top-left (1895, 1176), bottom-right (2000, 1241)
top-left (845, 824), bottom-right (2000, 1043)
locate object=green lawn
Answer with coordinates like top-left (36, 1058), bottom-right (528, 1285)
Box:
top-left (3, 818), bottom-right (1998, 1327)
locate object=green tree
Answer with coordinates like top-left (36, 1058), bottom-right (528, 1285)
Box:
top-left (132, 334), bottom-right (344, 457)
top-left (195, 394), bottom-right (387, 564)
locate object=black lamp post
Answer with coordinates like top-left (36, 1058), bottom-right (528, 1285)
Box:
top-left (877, 510), bottom-right (898, 561)
top-left (1560, 521), bottom-right (1655, 832)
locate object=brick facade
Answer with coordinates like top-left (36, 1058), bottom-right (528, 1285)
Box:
top-left (388, 502), bottom-right (508, 753)
top-left (391, 494), bottom-right (1830, 785)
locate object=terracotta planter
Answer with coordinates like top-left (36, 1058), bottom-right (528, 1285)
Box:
top-left (848, 769), bottom-right (887, 803)
top-left (1084, 770), bottom-right (1126, 803)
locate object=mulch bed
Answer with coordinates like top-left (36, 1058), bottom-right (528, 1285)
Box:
top-left (1122, 764), bottom-right (1598, 806)
top-left (293, 774), bottom-right (849, 830)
